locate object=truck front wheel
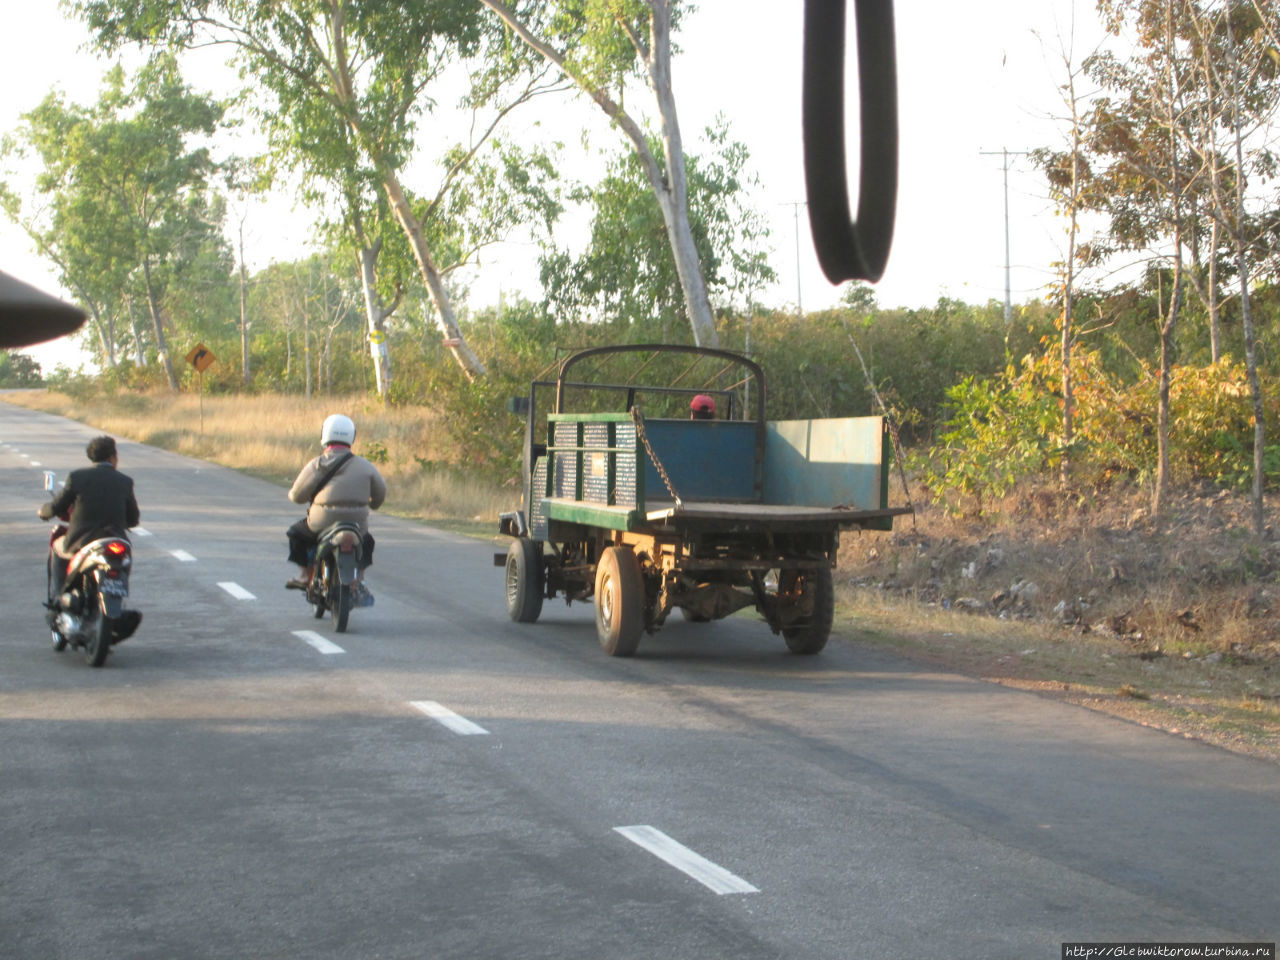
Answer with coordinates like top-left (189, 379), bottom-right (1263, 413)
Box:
top-left (595, 546), bottom-right (643, 657)
top-left (506, 538), bottom-right (545, 623)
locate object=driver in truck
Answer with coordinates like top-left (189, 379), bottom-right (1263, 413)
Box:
top-left (690, 394), bottom-right (715, 420)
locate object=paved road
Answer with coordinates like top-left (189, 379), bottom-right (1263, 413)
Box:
top-left (1, 401), bottom-right (1276, 960)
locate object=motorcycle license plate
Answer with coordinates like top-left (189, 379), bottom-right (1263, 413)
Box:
top-left (98, 577), bottom-right (128, 596)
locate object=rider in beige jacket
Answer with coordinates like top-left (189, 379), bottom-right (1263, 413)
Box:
top-left (286, 414), bottom-right (386, 595)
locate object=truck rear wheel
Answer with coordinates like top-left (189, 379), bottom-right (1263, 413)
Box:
top-left (506, 538), bottom-right (544, 623)
top-left (782, 567), bottom-right (834, 655)
top-left (595, 546), bottom-right (643, 657)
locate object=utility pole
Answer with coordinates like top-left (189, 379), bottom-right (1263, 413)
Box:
top-left (980, 148), bottom-right (1029, 340)
top-left (782, 201), bottom-right (806, 315)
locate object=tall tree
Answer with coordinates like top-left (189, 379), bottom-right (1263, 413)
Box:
top-left (1185, 0), bottom-right (1280, 535)
top-left (1033, 23), bottom-right (1105, 488)
top-left (480, 0), bottom-right (720, 347)
top-left (76, 0), bottom-right (558, 383)
top-left (3, 56), bottom-right (226, 384)
top-left (1086, 0), bottom-right (1207, 514)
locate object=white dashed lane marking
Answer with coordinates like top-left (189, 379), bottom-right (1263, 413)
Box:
top-left (217, 582), bottom-right (256, 600)
top-left (291, 630), bottom-right (344, 655)
top-left (614, 826), bottom-right (759, 895)
top-left (409, 701), bottom-right (490, 736)
top-left (170, 550), bottom-right (197, 562)
top-left (132, 527), bottom-right (151, 537)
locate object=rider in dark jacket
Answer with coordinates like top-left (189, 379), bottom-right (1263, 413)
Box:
top-left (38, 436), bottom-right (140, 591)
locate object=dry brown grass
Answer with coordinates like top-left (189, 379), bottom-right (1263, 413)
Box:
top-left (3, 389), bottom-right (512, 527)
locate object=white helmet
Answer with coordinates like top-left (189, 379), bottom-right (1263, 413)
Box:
top-left (321, 414), bottom-right (356, 446)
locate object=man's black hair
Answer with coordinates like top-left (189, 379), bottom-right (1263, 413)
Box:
top-left (86, 435), bottom-right (117, 463)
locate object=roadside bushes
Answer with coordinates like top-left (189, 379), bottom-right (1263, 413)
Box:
top-left (919, 343), bottom-right (1279, 514)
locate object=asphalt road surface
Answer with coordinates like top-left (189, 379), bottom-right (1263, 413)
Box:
top-left (1, 401), bottom-right (1277, 960)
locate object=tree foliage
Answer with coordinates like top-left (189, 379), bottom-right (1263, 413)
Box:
top-left (2, 55), bottom-right (229, 385)
top-left (480, 0), bottom-right (720, 346)
top-left (0, 352), bottom-right (43, 387)
top-left (73, 0), bottom-right (560, 382)
top-left (540, 119), bottom-right (773, 340)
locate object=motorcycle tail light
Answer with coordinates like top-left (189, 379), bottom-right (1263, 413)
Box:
top-left (106, 541), bottom-right (128, 556)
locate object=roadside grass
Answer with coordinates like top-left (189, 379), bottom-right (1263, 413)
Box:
top-left (3, 389), bottom-right (513, 532)
top-left (836, 583), bottom-right (1280, 764)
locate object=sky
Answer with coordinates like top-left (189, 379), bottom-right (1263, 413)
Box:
top-left (0, 0), bottom-right (1103, 371)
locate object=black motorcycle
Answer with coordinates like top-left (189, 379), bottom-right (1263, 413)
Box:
top-left (304, 521), bottom-right (364, 633)
top-left (42, 471), bottom-right (141, 666)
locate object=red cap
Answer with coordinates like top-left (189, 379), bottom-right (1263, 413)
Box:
top-left (690, 394), bottom-right (715, 414)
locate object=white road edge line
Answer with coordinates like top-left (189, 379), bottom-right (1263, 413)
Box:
top-left (217, 582), bottom-right (256, 600)
top-left (291, 630), bottom-right (345, 655)
top-left (170, 549), bottom-right (197, 562)
top-left (614, 826), bottom-right (759, 895)
top-left (409, 700), bottom-right (490, 736)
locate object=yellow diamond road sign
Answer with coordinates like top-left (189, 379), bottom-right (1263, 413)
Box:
top-left (186, 343), bottom-right (215, 372)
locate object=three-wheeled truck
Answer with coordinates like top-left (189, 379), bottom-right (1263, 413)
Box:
top-left (496, 344), bottom-right (908, 656)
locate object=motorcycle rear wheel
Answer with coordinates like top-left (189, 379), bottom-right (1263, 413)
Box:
top-left (330, 575), bottom-right (351, 633)
top-left (85, 605), bottom-right (111, 668)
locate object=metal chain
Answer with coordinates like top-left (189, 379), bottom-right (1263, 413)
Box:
top-left (630, 406), bottom-right (682, 510)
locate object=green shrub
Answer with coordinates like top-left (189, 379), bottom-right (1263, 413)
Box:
top-left (918, 339), bottom-right (1279, 513)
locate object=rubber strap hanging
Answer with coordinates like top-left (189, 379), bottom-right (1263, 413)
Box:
top-left (802, 0), bottom-right (899, 284)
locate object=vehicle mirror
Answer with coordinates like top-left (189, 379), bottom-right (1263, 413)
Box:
top-left (43, 470), bottom-right (56, 493)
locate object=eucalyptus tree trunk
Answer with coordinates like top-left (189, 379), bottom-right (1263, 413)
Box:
top-left (1207, 218), bottom-right (1221, 363)
top-left (325, 10), bottom-right (485, 382)
top-left (480, 0), bottom-right (719, 348)
top-left (357, 240), bottom-right (396, 399)
top-left (301, 275), bottom-right (312, 400)
top-left (141, 258), bottom-right (178, 390)
top-left (378, 165), bottom-right (487, 380)
top-left (84, 301), bottom-right (116, 368)
top-left (238, 215), bottom-right (250, 385)
top-left (1223, 24), bottom-right (1266, 536)
top-left (1060, 68), bottom-right (1083, 489)
top-left (644, 3), bottom-right (718, 348)
top-left (1154, 0), bottom-right (1184, 518)
top-left (126, 298), bottom-right (146, 368)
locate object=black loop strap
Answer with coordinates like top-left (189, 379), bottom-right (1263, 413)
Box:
top-left (802, 0), bottom-right (899, 284)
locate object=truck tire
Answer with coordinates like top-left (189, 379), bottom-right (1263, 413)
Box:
top-left (782, 567), bottom-right (834, 655)
top-left (595, 546), bottom-right (643, 657)
top-left (506, 538), bottom-right (544, 623)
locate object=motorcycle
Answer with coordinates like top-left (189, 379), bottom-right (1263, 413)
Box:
top-left (42, 471), bottom-right (141, 666)
top-left (304, 521), bottom-right (367, 633)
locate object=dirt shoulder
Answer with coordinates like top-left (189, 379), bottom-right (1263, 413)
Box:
top-left (836, 485), bottom-right (1280, 767)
